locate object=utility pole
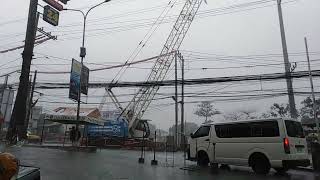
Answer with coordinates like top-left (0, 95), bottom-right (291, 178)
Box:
top-left (179, 52), bottom-right (186, 158)
top-left (305, 37), bottom-right (320, 137)
top-left (7, 0), bottom-right (39, 142)
top-left (26, 70), bottom-right (37, 134)
top-left (174, 52), bottom-right (179, 149)
top-left (179, 52), bottom-right (185, 150)
top-left (277, 0), bottom-right (297, 118)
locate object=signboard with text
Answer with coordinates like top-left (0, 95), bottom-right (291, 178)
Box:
top-left (43, 5), bottom-right (59, 26)
top-left (69, 59), bottom-right (90, 101)
top-left (69, 59), bottom-right (81, 101)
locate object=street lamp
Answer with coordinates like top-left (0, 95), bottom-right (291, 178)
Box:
top-left (63, 0), bottom-right (111, 137)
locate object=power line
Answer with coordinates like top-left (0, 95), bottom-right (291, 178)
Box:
top-left (111, 0), bottom-right (178, 84)
top-left (30, 52), bottom-right (173, 74)
top-left (39, 85), bottom-right (320, 99)
top-left (53, 0), bottom-right (296, 41)
top-left (14, 69), bottom-right (320, 89)
top-left (0, 0), bottom-right (299, 46)
top-left (38, 91), bottom-right (319, 106)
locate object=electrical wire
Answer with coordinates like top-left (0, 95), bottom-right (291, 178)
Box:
top-left (111, 0), bottom-right (179, 84)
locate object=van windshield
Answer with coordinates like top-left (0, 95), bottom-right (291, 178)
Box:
top-left (285, 120), bottom-right (305, 138)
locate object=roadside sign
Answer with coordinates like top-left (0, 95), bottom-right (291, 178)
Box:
top-left (43, 5), bottom-right (59, 26)
top-left (43, 0), bottom-right (63, 11)
top-left (69, 59), bottom-right (90, 100)
top-left (69, 59), bottom-right (81, 101)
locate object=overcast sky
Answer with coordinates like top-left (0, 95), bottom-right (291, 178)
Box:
top-left (1, 0), bottom-right (320, 130)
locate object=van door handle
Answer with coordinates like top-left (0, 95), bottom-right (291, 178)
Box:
top-left (205, 139), bottom-right (210, 141)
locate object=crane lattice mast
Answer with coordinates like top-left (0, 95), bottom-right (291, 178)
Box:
top-left (101, 0), bottom-right (204, 137)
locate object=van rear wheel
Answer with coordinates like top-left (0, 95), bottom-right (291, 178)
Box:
top-left (251, 155), bottom-right (270, 175)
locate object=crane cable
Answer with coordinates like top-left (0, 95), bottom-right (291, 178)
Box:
top-left (110, 0), bottom-right (179, 84)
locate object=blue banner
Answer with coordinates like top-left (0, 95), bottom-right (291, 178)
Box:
top-left (69, 59), bottom-right (81, 101)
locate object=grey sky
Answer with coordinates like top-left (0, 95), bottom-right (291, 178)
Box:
top-left (1, 0), bottom-right (320, 130)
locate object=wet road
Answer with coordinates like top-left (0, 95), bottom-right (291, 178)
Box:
top-left (6, 147), bottom-right (320, 180)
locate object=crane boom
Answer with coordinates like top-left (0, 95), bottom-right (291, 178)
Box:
top-left (123, 0), bottom-right (204, 136)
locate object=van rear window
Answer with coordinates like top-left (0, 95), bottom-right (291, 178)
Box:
top-left (285, 120), bottom-right (305, 138)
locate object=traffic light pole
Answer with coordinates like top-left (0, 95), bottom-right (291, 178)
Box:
top-left (7, 0), bottom-right (39, 143)
top-left (64, 1), bottom-right (110, 142)
top-left (76, 11), bottom-right (86, 140)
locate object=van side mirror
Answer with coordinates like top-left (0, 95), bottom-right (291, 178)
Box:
top-left (190, 133), bottom-right (194, 138)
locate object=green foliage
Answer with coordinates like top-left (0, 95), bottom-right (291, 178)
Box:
top-left (261, 96), bottom-right (320, 120)
top-left (260, 103), bottom-right (290, 118)
top-left (270, 103), bottom-right (290, 117)
top-left (300, 97), bottom-right (320, 120)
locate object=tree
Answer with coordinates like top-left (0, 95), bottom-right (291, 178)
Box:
top-left (270, 103), bottom-right (290, 117)
top-left (224, 109), bottom-right (257, 121)
top-left (260, 103), bottom-right (290, 118)
top-left (300, 97), bottom-right (320, 120)
top-left (260, 112), bottom-right (271, 119)
top-left (194, 101), bottom-right (220, 123)
top-left (224, 112), bottom-right (244, 121)
top-left (240, 109), bottom-right (257, 119)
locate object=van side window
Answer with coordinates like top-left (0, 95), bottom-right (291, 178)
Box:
top-left (193, 126), bottom-right (210, 138)
top-left (251, 121), bottom-right (279, 137)
top-left (230, 123), bottom-right (251, 137)
top-left (215, 125), bottom-right (231, 138)
top-left (215, 121), bottom-right (280, 138)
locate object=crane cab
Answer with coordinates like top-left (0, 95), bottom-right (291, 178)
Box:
top-left (131, 119), bottom-right (150, 138)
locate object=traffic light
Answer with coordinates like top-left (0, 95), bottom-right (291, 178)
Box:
top-left (58, 0), bottom-right (70, 5)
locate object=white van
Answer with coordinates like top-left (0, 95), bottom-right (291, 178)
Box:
top-left (187, 118), bottom-right (310, 174)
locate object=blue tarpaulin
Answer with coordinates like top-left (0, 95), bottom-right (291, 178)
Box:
top-left (87, 118), bottom-right (128, 138)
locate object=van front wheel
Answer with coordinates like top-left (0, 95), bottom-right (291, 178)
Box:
top-left (197, 152), bottom-right (209, 167)
top-left (274, 167), bottom-right (289, 174)
top-left (251, 155), bottom-right (270, 175)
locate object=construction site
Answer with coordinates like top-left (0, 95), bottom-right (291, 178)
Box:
top-left (0, 0), bottom-right (320, 179)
